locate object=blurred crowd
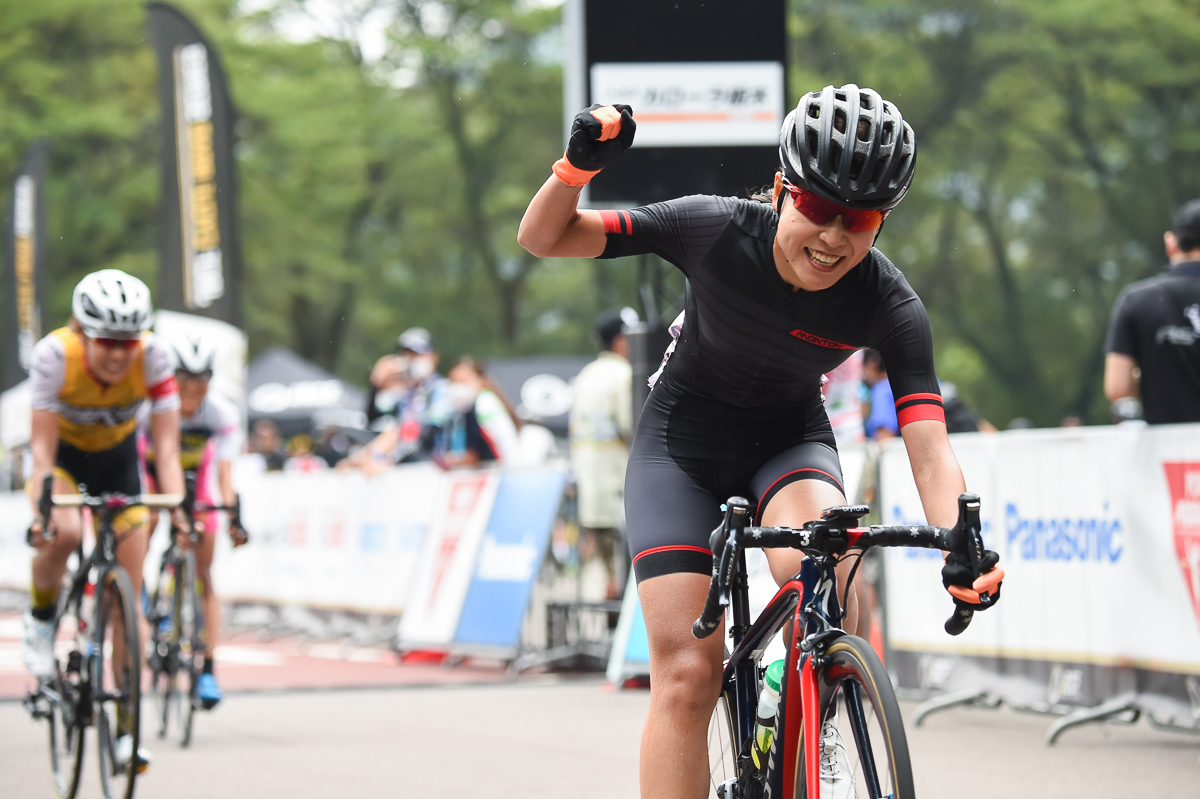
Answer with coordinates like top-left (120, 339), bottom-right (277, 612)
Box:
top-left (241, 327), bottom-right (556, 475)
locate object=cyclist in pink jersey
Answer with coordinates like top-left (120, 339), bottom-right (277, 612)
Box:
top-left (142, 333), bottom-right (248, 709)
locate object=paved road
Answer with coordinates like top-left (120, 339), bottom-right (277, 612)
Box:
top-left (0, 610), bottom-right (513, 701)
top-left (3, 680), bottom-right (1197, 798)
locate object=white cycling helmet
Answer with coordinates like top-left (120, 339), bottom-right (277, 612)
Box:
top-left (72, 269), bottom-right (154, 339)
top-left (168, 332), bottom-right (216, 375)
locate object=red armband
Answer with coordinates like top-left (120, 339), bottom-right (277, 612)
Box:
top-left (895, 393), bottom-right (945, 428)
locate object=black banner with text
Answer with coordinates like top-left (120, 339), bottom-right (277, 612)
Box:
top-left (2, 140), bottom-right (48, 391)
top-left (146, 1), bottom-right (242, 326)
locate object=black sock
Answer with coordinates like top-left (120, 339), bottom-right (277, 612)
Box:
top-left (203, 657), bottom-right (214, 676)
top-left (31, 606), bottom-right (55, 622)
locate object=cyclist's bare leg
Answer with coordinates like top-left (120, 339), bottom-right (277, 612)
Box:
top-left (30, 474), bottom-right (83, 601)
top-left (193, 530), bottom-right (219, 656)
top-left (638, 571), bottom-right (726, 799)
top-left (759, 479), bottom-right (860, 635)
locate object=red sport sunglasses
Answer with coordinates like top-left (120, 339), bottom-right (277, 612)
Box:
top-left (781, 179), bottom-right (889, 233)
top-left (90, 336), bottom-right (140, 351)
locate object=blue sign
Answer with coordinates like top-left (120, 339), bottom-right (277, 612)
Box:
top-left (453, 467), bottom-right (566, 652)
top-left (625, 598), bottom-right (650, 664)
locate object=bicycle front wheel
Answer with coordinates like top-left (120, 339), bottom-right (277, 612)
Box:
top-left (147, 554), bottom-right (176, 740)
top-left (708, 690), bottom-right (738, 796)
top-left (795, 635), bottom-right (914, 799)
top-left (93, 566), bottom-right (142, 799)
top-left (173, 550), bottom-right (201, 747)
top-left (47, 591), bottom-right (86, 798)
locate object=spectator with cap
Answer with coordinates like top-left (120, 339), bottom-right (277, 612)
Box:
top-left (1105, 198), bottom-right (1200, 424)
top-left (365, 327), bottom-right (443, 429)
top-left (570, 307), bottom-right (637, 602)
top-left (343, 327), bottom-right (450, 472)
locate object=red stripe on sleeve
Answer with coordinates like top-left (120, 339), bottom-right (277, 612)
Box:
top-left (148, 376), bottom-right (179, 401)
top-left (621, 210), bottom-right (632, 234)
top-left (898, 403), bottom-right (946, 428)
top-left (895, 392), bottom-right (942, 408)
top-left (599, 210), bottom-right (622, 234)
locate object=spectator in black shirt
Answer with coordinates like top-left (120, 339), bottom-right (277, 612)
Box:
top-left (1104, 199), bottom-right (1200, 424)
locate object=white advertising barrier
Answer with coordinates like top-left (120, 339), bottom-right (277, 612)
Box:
top-left (218, 464), bottom-right (443, 614)
top-left (396, 470), bottom-right (501, 651)
top-left (0, 490), bottom-right (33, 591)
top-left (880, 424), bottom-right (1200, 730)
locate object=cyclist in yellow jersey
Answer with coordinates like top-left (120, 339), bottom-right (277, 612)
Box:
top-left (23, 269), bottom-right (187, 772)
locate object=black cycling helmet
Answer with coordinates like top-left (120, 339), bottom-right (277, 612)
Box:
top-left (779, 84), bottom-right (917, 211)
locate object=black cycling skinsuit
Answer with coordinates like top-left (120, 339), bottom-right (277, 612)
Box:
top-left (597, 196), bottom-right (945, 583)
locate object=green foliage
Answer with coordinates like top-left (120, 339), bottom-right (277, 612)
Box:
top-left (3, 0), bottom-right (1199, 426)
top-left (789, 0), bottom-right (1200, 425)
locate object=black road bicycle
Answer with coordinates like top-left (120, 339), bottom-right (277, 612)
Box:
top-left (145, 472), bottom-right (242, 747)
top-left (24, 476), bottom-right (182, 799)
top-left (698, 493), bottom-right (988, 799)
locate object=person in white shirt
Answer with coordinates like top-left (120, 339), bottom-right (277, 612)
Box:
top-left (570, 308), bottom-right (637, 599)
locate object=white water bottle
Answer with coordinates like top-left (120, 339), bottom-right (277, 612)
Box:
top-left (751, 659), bottom-right (785, 771)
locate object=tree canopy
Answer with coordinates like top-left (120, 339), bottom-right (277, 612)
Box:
top-left (2, 0), bottom-right (1198, 426)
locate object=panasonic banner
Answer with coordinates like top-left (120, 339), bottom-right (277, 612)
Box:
top-left (879, 424), bottom-right (1200, 732)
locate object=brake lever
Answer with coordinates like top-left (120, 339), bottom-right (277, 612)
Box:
top-left (944, 493), bottom-right (982, 636)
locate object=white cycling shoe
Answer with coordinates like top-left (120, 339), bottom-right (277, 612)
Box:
top-left (112, 734), bottom-right (152, 774)
top-left (21, 611), bottom-right (57, 679)
top-left (819, 720), bottom-right (856, 799)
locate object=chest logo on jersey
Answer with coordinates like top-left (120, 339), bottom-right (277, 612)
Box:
top-left (58, 400), bottom-right (143, 428)
top-left (789, 329), bottom-right (855, 350)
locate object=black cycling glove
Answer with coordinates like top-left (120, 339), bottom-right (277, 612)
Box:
top-left (942, 549), bottom-right (1003, 609)
top-left (553, 104), bottom-right (636, 186)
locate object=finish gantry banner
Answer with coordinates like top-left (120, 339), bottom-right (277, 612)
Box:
top-left (146, 2), bottom-right (243, 326)
top-left (565, 0), bottom-right (787, 205)
top-left (1, 140), bottom-right (48, 392)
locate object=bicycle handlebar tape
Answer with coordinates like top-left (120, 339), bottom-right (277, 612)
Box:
top-left (553, 103), bottom-right (637, 187)
top-left (945, 604), bottom-right (974, 636)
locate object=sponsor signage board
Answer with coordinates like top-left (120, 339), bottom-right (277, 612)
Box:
top-left (566, 0), bottom-right (786, 205)
top-left (453, 467), bottom-right (568, 655)
top-left (880, 424), bottom-right (1200, 729)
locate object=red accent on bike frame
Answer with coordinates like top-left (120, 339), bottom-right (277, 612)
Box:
top-left (846, 527), bottom-right (870, 548)
top-left (779, 579), bottom-right (806, 798)
top-left (801, 654), bottom-right (821, 796)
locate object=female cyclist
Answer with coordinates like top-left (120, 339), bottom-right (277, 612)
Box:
top-left (143, 332), bottom-right (249, 709)
top-left (519, 86), bottom-right (1004, 799)
top-left (23, 269), bottom-right (187, 771)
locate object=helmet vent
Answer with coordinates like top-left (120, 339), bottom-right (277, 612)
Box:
top-left (870, 158), bottom-right (888, 187)
top-left (882, 121), bottom-right (894, 146)
top-left (806, 129), bottom-right (820, 157)
top-left (835, 90), bottom-right (846, 102)
top-left (807, 103), bottom-right (820, 119)
top-left (856, 119), bottom-right (872, 142)
top-left (850, 152), bottom-right (866, 181)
